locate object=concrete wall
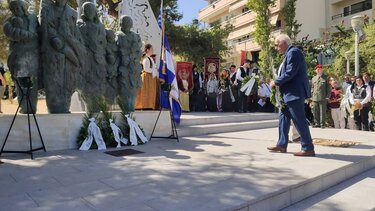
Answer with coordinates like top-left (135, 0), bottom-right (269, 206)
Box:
top-left (296, 0), bottom-right (328, 41)
top-left (0, 111), bottom-right (173, 152)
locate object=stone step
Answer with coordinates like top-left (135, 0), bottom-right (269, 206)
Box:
top-left (236, 153), bottom-right (375, 211)
top-left (281, 167), bottom-right (375, 211)
top-left (179, 112), bottom-right (278, 126)
top-left (178, 119), bottom-right (279, 137)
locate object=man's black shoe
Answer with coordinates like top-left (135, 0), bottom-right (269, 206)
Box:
top-left (292, 137), bottom-right (301, 143)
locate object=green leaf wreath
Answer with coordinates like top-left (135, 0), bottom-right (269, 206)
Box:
top-left (117, 98), bottom-right (146, 145)
top-left (76, 97), bottom-right (148, 150)
top-left (76, 97), bottom-right (117, 149)
top-left (270, 86), bottom-right (284, 109)
top-left (370, 100), bottom-right (375, 116)
top-left (241, 75), bottom-right (259, 94)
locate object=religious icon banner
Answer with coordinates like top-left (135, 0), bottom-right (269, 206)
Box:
top-left (176, 61), bottom-right (193, 92)
top-left (204, 57), bottom-right (220, 84)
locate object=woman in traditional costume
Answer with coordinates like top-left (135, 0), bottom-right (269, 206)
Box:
top-left (135, 44), bottom-right (159, 110)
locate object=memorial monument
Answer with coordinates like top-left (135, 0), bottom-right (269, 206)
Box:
top-left (3, 0), bottom-right (40, 114)
top-left (116, 15), bottom-right (143, 111)
top-left (3, 0), bottom-right (143, 114)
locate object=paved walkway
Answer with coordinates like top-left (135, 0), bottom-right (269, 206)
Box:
top-left (0, 127), bottom-right (374, 211)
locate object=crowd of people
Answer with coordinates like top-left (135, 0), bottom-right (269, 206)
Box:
top-left (317, 70), bottom-right (374, 131)
top-left (187, 59), bottom-right (274, 114)
top-left (184, 52), bottom-right (374, 133)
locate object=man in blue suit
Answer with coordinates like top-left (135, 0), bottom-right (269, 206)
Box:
top-left (268, 34), bottom-right (315, 157)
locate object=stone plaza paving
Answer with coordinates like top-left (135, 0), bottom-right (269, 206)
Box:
top-left (0, 127), bottom-right (374, 211)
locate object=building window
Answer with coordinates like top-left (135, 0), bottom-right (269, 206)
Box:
top-left (276, 20), bottom-right (281, 28)
top-left (351, 0), bottom-right (372, 15)
top-left (334, 0), bottom-right (372, 20)
top-left (343, 6), bottom-right (350, 16)
top-left (242, 7), bottom-right (249, 13)
top-left (364, 0), bottom-right (372, 10)
top-left (351, 2), bottom-right (364, 14)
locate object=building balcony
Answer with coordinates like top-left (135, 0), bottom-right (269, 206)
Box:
top-left (232, 11), bottom-right (256, 28)
top-left (228, 29), bottom-right (282, 55)
top-left (199, 0), bottom-right (284, 23)
top-left (226, 13), bottom-right (280, 41)
top-left (331, 9), bottom-right (372, 30)
top-left (198, 0), bottom-right (235, 22)
top-left (270, 0), bottom-right (286, 14)
top-left (330, 0), bottom-right (348, 4)
top-left (222, 11), bottom-right (256, 28)
top-left (332, 7), bottom-right (372, 20)
top-left (232, 38), bottom-right (260, 53)
top-left (227, 24), bottom-right (255, 41)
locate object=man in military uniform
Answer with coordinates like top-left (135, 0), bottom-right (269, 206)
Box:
top-left (311, 64), bottom-right (331, 128)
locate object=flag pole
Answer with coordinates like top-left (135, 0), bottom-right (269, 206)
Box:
top-left (150, 0), bottom-right (179, 142)
top-left (160, 0), bottom-right (165, 73)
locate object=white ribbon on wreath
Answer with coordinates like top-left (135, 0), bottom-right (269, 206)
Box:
top-left (109, 119), bottom-right (129, 148)
top-left (79, 118), bottom-right (107, 151)
top-left (125, 115), bottom-right (148, 146)
top-left (240, 76), bottom-right (256, 96)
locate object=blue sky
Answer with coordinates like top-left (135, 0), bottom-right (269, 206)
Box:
top-left (177, 0), bottom-right (208, 24)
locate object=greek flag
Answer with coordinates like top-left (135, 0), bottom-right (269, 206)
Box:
top-left (158, 5), bottom-right (181, 123)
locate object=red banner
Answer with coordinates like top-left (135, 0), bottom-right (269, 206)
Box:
top-left (176, 61), bottom-right (193, 92)
top-left (204, 57), bottom-right (220, 85)
top-left (240, 50), bottom-right (247, 66)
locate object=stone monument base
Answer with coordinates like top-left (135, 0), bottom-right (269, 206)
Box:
top-left (0, 111), bottom-right (172, 152)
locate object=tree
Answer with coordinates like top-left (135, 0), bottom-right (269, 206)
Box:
top-left (331, 23), bottom-right (375, 77)
top-left (281, 0), bottom-right (301, 42)
top-left (0, 1), bottom-right (11, 63)
top-left (247, 0), bottom-right (275, 78)
top-left (170, 20), bottom-right (233, 67)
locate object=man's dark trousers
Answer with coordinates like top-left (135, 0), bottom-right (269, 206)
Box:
top-left (277, 99), bottom-right (314, 151)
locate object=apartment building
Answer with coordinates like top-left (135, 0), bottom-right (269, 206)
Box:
top-left (198, 0), bottom-right (285, 66)
top-left (296, 0), bottom-right (373, 41)
top-left (198, 0), bottom-right (374, 66)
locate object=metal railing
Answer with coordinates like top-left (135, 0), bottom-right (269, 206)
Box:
top-left (331, 7), bottom-right (371, 20)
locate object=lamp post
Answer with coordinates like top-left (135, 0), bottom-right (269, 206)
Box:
top-left (344, 51), bottom-right (352, 74)
top-left (351, 15), bottom-right (365, 77)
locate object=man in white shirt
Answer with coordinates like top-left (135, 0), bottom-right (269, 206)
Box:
top-left (257, 79), bottom-right (274, 112)
top-left (235, 59), bottom-right (253, 113)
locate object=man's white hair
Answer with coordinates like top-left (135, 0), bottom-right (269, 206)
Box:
top-left (276, 34), bottom-right (292, 45)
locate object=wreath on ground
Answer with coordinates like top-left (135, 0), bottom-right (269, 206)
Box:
top-left (76, 97), bottom-right (146, 150)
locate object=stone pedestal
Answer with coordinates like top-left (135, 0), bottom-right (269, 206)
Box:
top-left (0, 111), bottom-right (172, 151)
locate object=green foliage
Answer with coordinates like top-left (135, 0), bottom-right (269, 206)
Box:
top-left (247, 0), bottom-right (275, 79)
top-left (76, 98), bottom-right (117, 149)
top-left (168, 21), bottom-right (233, 67)
top-left (0, 1), bottom-right (11, 63)
top-left (330, 23), bottom-right (375, 77)
top-left (370, 101), bottom-right (375, 117)
top-left (270, 87), bottom-right (284, 109)
top-left (117, 98), bottom-right (146, 145)
top-left (241, 75), bottom-right (259, 94)
top-left (76, 111), bottom-right (97, 149)
top-left (149, 0), bottom-right (182, 24)
top-left (97, 98), bottom-right (117, 147)
top-left (281, 0), bottom-right (301, 42)
top-left (148, 1), bottom-right (231, 66)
